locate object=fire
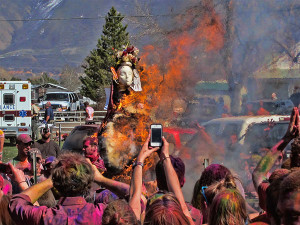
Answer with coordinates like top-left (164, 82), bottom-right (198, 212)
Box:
top-left (195, 8), bottom-right (225, 51)
top-left (112, 155), bottom-right (159, 186)
top-left (105, 4), bottom-right (226, 178)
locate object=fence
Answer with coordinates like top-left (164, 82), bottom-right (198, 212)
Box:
top-left (38, 110), bottom-right (107, 137)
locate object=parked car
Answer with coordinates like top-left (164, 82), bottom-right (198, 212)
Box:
top-left (62, 124), bottom-right (101, 152)
top-left (39, 92), bottom-right (80, 111)
top-left (245, 99), bottom-right (294, 115)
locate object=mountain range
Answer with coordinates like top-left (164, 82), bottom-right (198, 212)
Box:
top-left (0, 0), bottom-right (191, 76)
top-left (1, 0), bottom-right (299, 81)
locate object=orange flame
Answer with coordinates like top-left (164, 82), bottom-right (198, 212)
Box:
top-left (109, 5), bottom-right (225, 179)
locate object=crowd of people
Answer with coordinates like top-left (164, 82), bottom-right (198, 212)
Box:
top-left (1, 107), bottom-right (300, 224)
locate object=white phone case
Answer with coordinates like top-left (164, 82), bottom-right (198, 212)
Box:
top-left (150, 124), bottom-right (162, 147)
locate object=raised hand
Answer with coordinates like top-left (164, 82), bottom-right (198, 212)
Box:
top-left (285, 107), bottom-right (300, 140)
top-left (85, 158), bottom-right (104, 182)
top-left (159, 136), bottom-right (170, 161)
top-left (8, 163), bottom-right (26, 184)
top-left (137, 133), bottom-right (160, 163)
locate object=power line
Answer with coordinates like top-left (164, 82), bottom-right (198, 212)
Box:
top-left (2, 6), bottom-right (298, 23)
top-left (0, 14), bottom-right (181, 22)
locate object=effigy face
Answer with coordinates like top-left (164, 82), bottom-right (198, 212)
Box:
top-left (117, 62), bottom-right (134, 88)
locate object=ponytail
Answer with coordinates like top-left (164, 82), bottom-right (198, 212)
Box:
top-left (204, 174), bottom-right (237, 206)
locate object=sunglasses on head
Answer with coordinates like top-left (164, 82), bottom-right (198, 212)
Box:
top-left (201, 186), bottom-right (208, 204)
top-left (43, 128), bottom-right (50, 133)
top-left (44, 163), bottom-right (52, 169)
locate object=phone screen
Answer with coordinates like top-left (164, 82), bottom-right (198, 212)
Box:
top-left (152, 128), bottom-right (162, 142)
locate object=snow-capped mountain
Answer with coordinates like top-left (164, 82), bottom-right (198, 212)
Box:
top-left (0, 0), bottom-right (195, 74)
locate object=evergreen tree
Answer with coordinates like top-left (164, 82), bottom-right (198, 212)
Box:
top-left (80, 7), bottom-right (130, 102)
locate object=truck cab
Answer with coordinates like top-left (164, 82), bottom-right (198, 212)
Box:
top-left (39, 92), bottom-right (80, 111)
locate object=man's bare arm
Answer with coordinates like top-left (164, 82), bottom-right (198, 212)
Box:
top-left (21, 179), bottom-right (53, 204)
top-left (87, 159), bottom-right (130, 198)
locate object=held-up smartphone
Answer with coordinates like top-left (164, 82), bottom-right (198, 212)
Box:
top-left (150, 124), bottom-right (163, 147)
top-left (0, 163), bottom-right (11, 174)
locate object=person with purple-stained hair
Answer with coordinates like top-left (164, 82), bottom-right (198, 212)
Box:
top-left (42, 156), bottom-right (56, 178)
top-left (154, 155), bottom-right (202, 224)
top-left (191, 163), bottom-right (248, 224)
top-left (9, 152), bottom-right (131, 225)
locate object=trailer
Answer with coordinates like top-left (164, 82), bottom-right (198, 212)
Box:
top-left (0, 81), bottom-right (32, 144)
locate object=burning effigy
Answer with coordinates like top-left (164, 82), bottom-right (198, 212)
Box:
top-left (99, 46), bottom-right (154, 174)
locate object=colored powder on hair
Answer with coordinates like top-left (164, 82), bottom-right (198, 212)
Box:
top-left (220, 190), bottom-right (238, 212)
top-left (148, 193), bottom-right (165, 206)
top-left (67, 165), bottom-right (83, 177)
top-left (2, 184), bottom-right (10, 195)
top-left (75, 164), bottom-right (87, 176)
top-left (210, 164), bottom-right (221, 176)
top-left (225, 193), bottom-right (230, 200)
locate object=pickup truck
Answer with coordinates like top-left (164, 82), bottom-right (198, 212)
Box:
top-left (39, 92), bottom-right (80, 111)
top-left (202, 115), bottom-right (291, 155)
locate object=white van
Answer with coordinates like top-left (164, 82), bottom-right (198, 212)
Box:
top-left (39, 92), bottom-right (80, 111)
top-left (202, 115), bottom-right (290, 154)
top-left (0, 81), bottom-right (32, 143)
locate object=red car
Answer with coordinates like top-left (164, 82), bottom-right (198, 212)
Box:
top-left (164, 127), bottom-right (197, 148)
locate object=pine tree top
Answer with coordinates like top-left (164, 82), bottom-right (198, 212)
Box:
top-left (80, 7), bottom-right (130, 101)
